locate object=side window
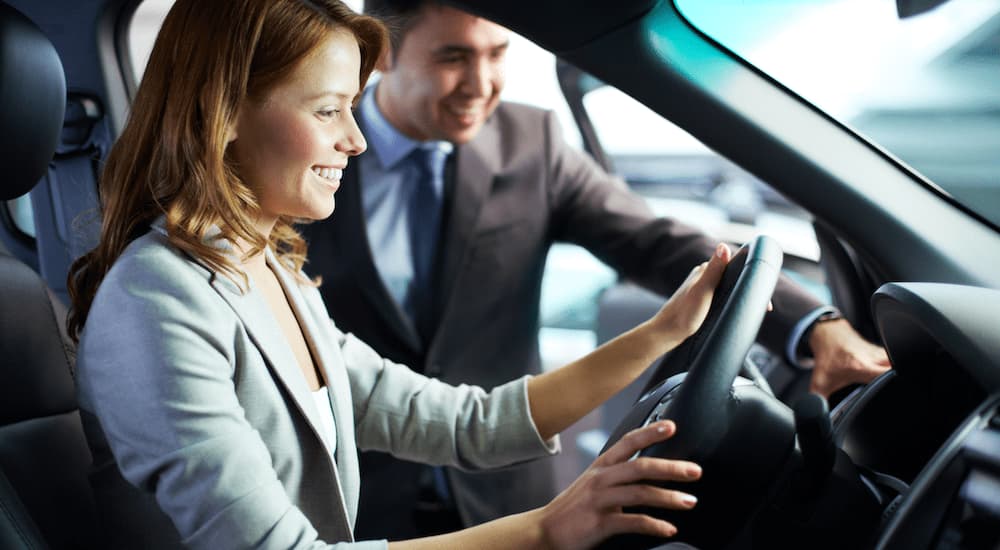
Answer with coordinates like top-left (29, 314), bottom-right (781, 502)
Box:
top-left (499, 43), bottom-right (610, 374)
top-left (4, 195), bottom-right (36, 238)
top-left (581, 83), bottom-right (830, 303)
top-left (128, 0), bottom-right (174, 82)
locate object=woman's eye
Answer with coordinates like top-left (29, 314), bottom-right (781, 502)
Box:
top-left (317, 108), bottom-right (340, 119)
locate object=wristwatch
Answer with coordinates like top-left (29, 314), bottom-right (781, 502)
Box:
top-left (788, 306), bottom-right (844, 369)
top-left (800, 306), bottom-right (844, 354)
top-left (813, 308), bottom-right (844, 326)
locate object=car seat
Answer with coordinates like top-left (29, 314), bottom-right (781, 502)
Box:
top-left (0, 2), bottom-right (102, 548)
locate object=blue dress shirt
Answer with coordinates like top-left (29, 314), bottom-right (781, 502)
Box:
top-left (357, 86), bottom-right (453, 322)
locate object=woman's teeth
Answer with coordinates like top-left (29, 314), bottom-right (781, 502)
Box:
top-left (312, 167), bottom-right (342, 181)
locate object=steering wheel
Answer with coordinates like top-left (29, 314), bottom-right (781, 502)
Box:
top-left (598, 235), bottom-right (798, 549)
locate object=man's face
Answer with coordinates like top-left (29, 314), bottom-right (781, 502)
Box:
top-left (376, 5), bottom-right (508, 144)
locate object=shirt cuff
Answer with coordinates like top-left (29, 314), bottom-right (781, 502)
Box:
top-left (785, 305), bottom-right (841, 369)
top-left (521, 376), bottom-right (561, 456)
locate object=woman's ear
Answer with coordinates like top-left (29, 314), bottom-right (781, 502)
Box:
top-left (226, 122), bottom-right (238, 144)
top-left (225, 107), bottom-right (241, 144)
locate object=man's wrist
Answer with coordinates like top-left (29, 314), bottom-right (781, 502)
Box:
top-left (785, 306), bottom-right (843, 369)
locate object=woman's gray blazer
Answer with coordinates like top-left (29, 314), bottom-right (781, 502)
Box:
top-left (75, 222), bottom-right (557, 549)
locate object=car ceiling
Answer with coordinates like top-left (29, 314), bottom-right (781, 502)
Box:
top-left (445, 0), bottom-right (657, 53)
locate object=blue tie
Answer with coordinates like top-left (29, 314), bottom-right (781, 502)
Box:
top-left (411, 147), bottom-right (456, 504)
top-left (408, 144), bottom-right (447, 338)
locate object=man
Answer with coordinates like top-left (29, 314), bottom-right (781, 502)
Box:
top-left (301, 0), bottom-right (891, 540)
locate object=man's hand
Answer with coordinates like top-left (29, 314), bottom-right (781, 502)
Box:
top-left (807, 319), bottom-right (891, 397)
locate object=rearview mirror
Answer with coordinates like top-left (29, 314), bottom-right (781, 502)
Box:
top-left (896, 0), bottom-right (952, 18)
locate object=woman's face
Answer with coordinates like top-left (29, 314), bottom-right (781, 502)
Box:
top-left (229, 29), bottom-right (366, 231)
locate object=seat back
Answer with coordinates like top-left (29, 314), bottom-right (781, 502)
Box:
top-left (0, 2), bottom-right (101, 548)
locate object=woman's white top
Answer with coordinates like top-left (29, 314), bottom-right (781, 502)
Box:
top-left (311, 385), bottom-right (337, 459)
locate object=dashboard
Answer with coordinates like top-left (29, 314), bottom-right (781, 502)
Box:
top-left (830, 283), bottom-right (1000, 548)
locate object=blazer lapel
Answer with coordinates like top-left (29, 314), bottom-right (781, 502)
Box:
top-left (335, 159), bottom-right (423, 352)
top-left (431, 117), bottom-right (502, 353)
top-left (267, 251), bottom-right (360, 527)
top-left (153, 219), bottom-right (331, 449)
top-left (207, 271), bottom-right (331, 443)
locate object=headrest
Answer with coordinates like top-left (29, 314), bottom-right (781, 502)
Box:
top-left (0, 3), bottom-right (66, 200)
top-left (0, 254), bottom-right (76, 424)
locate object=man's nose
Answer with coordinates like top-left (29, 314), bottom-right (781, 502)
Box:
top-left (461, 58), bottom-right (495, 97)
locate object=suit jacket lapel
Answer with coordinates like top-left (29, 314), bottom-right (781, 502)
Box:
top-left (336, 158), bottom-right (423, 352)
top-left (432, 116), bottom-right (502, 353)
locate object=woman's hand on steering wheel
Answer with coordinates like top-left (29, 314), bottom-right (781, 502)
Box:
top-left (649, 243), bottom-right (732, 341)
top-left (536, 420), bottom-right (702, 550)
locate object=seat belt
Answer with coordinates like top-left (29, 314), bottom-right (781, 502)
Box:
top-left (29, 91), bottom-right (109, 305)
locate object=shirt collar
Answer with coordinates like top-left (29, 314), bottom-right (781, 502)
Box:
top-left (359, 84), bottom-right (453, 170)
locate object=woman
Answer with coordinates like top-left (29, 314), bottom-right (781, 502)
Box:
top-left (68, 1), bottom-right (731, 548)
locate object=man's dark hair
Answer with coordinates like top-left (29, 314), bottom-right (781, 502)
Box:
top-left (363, 0), bottom-right (438, 52)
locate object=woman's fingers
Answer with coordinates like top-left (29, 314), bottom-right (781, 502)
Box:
top-left (599, 512), bottom-right (679, 540)
top-left (591, 420), bottom-right (701, 508)
top-left (596, 420), bottom-right (677, 465)
top-left (680, 243), bottom-right (730, 290)
top-left (658, 242), bottom-right (733, 338)
top-left (539, 420), bottom-right (702, 548)
top-left (677, 243), bottom-right (729, 314)
top-left (595, 455), bottom-right (701, 488)
top-left (700, 242), bottom-right (731, 289)
top-left (591, 482), bottom-right (698, 511)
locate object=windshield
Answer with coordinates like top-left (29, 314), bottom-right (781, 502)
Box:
top-left (675, 0), bottom-right (1000, 228)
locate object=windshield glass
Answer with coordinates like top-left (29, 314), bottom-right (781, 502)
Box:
top-left (675, 0), bottom-right (1000, 227)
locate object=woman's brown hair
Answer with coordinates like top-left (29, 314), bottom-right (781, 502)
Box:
top-left (66, 0), bottom-right (387, 340)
